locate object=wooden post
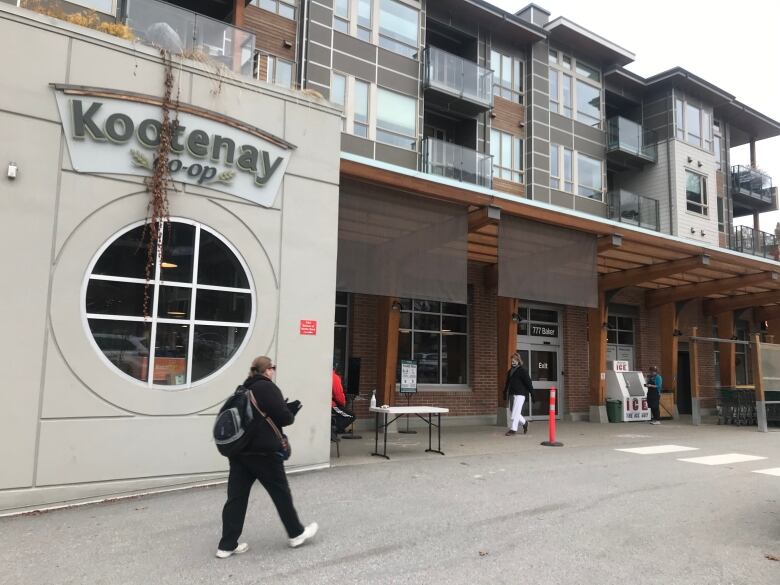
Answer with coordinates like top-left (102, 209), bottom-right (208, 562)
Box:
top-left (716, 312), bottom-right (736, 387)
top-left (232, 0), bottom-right (245, 26)
top-left (659, 303), bottom-right (678, 405)
top-left (588, 291), bottom-right (608, 422)
top-left (497, 297), bottom-right (519, 404)
top-left (690, 326), bottom-right (701, 424)
top-left (751, 333), bottom-right (768, 432)
top-left (376, 297), bottom-right (400, 407)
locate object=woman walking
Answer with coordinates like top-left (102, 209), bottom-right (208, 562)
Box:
top-left (217, 356), bottom-right (317, 558)
top-left (503, 352), bottom-right (534, 436)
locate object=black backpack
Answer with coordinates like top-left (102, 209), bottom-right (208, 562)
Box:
top-left (213, 385), bottom-right (255, 457)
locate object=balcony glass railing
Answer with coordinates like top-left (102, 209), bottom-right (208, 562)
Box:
top-left (125, 0), bottom-right (256, 76)
top-left (730, 225), bottom-right (777, 258)
top-left (422, 138), bottom-right (492, 188)
top-left (424, 46), bottom-right (494, 109)
top-left (731, 165), bottom-right (775, 203)
top-left (607, 190), bottom-right (660, 231)
top-left (606, 116), bottom-right (657, 162)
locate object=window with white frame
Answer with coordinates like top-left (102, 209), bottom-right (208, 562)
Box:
top-left (333, 0), bottom-right (350, 33)
top-left (266, 56), bottom-right (293, 88)
top-left (379, 0), bottom-right (419, 58)
top-left (548, 49), bottom-right (600, 127)
top-left (714, 119), bottom-right (722, 167)
top-left (357, 0), bottom-right (372, 41)
top-left (490, 129), bottom-right (523, 182)
top-left (84, 220), bottom-right (253, 387)
top-left (353, 78), bottom-right (370, 137)
top-left (686, 170), bottom-right (708, 215)
top-left (549, 143), bottom-right (576, 194)
top-left (397, 299), bottom-right (468, 385)
top-left (675, 95), bottom-right (713, 151)
top-left (675, 98), bottom-right (685, 140)
top-left (490, 49), bottom-right (523, 103)
top-left (331, 72), bottom-right (346, 130)
top-left (577, 153), bottom-right (602, 199)
top-left (376, 87), bottom-right (417, 149)
top-left (254, 0), bottom-right (296, 19)
top-left (717, 197), bottom-right (725, 232)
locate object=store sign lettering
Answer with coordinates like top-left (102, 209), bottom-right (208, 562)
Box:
top-left (54, 90), bottom-right (293, 207)
top-left (530, 325), bottom-right (558, 338)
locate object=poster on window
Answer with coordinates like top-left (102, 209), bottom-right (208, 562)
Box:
top-left (400, 360), bottom-right (418, 394)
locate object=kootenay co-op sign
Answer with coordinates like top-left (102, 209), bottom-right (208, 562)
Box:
top-left (54, 89), bottom-right (293, 207)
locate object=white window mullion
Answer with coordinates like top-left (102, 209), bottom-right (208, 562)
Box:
top-left (146, 225), bottom-right (164, 386)
top-left (185, 225), bottom-right (201, 386)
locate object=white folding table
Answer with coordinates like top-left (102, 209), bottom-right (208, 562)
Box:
top-left (369, 406), bottom-right (449, 459)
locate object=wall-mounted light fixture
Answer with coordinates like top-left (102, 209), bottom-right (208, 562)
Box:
top-left (672, 329), bottom-right (683, 337)
top-left (511, 312), bottom-right (521, 323)
top-left (7, 162), bottom-right (17, 180)
top-left (391, 300), bottom-right (402, 311)
top-left (700, 229), bottom-right (705, 236)
top-left (687, 156), bottom-right (693, 163)
top-left (283, 39), bottom-right (293, 49)
top-left (730, 334), bottom-right (739, 341)
top-left (697, 161), bottom-right (703, 168)
top-left (690, 227), bottom-right (696, 234)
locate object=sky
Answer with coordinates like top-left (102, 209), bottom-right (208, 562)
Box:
top-left (487, 0), bottom-right (780, 234)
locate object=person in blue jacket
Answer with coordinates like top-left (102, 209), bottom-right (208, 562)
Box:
top-left (646, 365), bottom-right (663, 425)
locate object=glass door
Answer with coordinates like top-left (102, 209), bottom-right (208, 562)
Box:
top-left (517, 344), bottom-right (562, 420)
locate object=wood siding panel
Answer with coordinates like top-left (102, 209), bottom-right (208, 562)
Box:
top-left (491, 96), bottom-right (525, 136)
top-left (244, 6), bottom-right (297, 77)
top-left (493, 177), bottom-right (525, 197)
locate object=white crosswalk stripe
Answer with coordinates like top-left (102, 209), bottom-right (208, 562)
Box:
top-left (616, 445), bottom-right (699, 455)
top-left (752, 468), bottom-right (780, 477)
top-left (677, 453), bottom-right (767, 466)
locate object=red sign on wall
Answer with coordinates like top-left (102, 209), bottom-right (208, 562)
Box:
top-left (299, 320), bottom-right (317, 335)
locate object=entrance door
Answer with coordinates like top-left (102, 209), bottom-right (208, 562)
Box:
top-left (677, 351), bottom-right (692, 415)
top-left (517, 344), bottom-right (562, 420)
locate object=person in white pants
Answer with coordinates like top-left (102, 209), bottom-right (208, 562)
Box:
top-left (503, 352), bottom-right (534, 436)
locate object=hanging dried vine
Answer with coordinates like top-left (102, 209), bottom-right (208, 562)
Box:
top-left (142, 50), bottom-right (180, 318)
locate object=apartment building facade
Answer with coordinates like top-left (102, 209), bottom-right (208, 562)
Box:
top-left (2, 0), bottom-right (780, 511)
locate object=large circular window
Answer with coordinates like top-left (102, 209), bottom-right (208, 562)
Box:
top-left (84, 219), bottom-right (254, 388)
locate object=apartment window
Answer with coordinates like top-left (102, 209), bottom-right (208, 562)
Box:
top-left (686, 103), bottom-right (701, 147)
top-left (549, 144), bottom-right (573, 193)
top-left (353, 79), bottom-right (370, 138)
top-left (267, 56), bottom-right (293, 88)
top-left (703, 110), bottom-right (712, 151)
top-left (686, 171), bottom-right (708, 215)
top-left (490, 130), bottom-right (523, 182)
top-left (331, 72), bottom-right (346, 130)
top-left (377, 88), bottom-right (416, 149)
top-left (490, 50), bottom-right (523, 103)
top-left (714, 134), bottom-right (722, 165)
top-left (397, 299), bottom-right (468, 385)
top-left (549, 50), bottom-right (600, 126)
top-left (357, 0), bottom-right (372, 41)
top-left (607, 315), bottom-right (635, 370)
top-left (334, 0), bottom-right (350, 33)
top-left (717, 198), bottom-right (725, 232)
top-left (334, 292), bottom-right (349, 380)
top-left (255, 0), bottom-right (296, 19)
top-left (577, 153), bottom-right (602, 199)
top-left (379, 0), bottom-right (419, 58)
top-left (675, 98), bottom-right (685, 140)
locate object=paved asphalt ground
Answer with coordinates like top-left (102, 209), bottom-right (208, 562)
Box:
top-left (2, 421), bottom-right (779, 585)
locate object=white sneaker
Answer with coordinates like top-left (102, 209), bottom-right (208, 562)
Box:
top-left (289, 522), bottom-right (318, 548)
top-left (216, 542), bottom-right (249, 558)
top-left (650, 420), bottom-right (661, 425)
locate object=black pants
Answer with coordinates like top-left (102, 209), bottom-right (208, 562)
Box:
top-left (219, 453), bottom-right (304, 551)
top-left (647, 391), bottom-right (661, 421)
top-left (332, 406), bottom-right (355, 434)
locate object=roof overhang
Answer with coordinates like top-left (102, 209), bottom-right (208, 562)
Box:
top-left (544, 17), bottom-right (635, 67)
top-left (452, 0), bottom-right (547, 45)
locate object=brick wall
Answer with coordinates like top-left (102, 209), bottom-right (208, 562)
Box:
top-left (562, 306), bottom-right (589, 414)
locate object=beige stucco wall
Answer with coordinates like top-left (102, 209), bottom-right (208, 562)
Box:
top-left (0, 5), bottom-right (341, 513)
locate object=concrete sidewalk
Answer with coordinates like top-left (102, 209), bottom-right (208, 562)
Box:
top-left (2, 420), bottom-right (779, 585)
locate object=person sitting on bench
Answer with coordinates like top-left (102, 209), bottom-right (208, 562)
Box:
top-left (331, 368), bottom-right (355, 434)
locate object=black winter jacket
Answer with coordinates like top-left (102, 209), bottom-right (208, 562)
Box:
top-left (244, 374), bottom-right (295, 454)
top-left (504, 366), bottom-right (534, 399)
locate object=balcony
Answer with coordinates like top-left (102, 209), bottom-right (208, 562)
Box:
top-left (422, 138), bottom-right (492, 188)
top-left (20, 0), bottom-right (256, 77)
top-left (607, 190), bottom-right (660, 231)
top-left (730, 165), bottom-right (777, 217)
top-left (729, 225), bottom-right (778, 259)
top-left (606, 116), bottom-right (657, 170)
top-left (423, 46), bottom-right (494, 117)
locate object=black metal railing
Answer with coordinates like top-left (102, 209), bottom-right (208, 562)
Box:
top-left (607, 190), bottom-right (660, 231)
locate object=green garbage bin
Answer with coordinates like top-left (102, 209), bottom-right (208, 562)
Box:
top-left (606, 400), bottom-right (622, 423)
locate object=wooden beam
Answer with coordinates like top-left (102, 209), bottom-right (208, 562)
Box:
top-left (468, 243), bottom-right (499, 256)
top-left (468, 233), bottom-right (498, 246)
top-left (598, 234), bottom-right (623, 253)
top-left (497, 298), bottom-right (519, 405)
top-left (468, 206), bottom-right (501, 232)
top-left (659, 304), bottom-right (679, 400)
top-left (468, 252), bottom-right (498, 264)
top-left (704, 289), bottom-right (780, 315)
top-left (376, 297), bottom-right (400, 407)
top-left (646, 271), bottom-right (780, 308)
top-left (715, 312), bottom-right (736, 388)
top-left (588, 291), bottom-right (607, 411)
top-left (232, 0), bottom-right (245, 26)
top-left (690, 326), bottom-right (700, 402)
top-left (751, 333), bottom-right (765, 402)
top-left (599, 255), bottom-right (710, 292)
